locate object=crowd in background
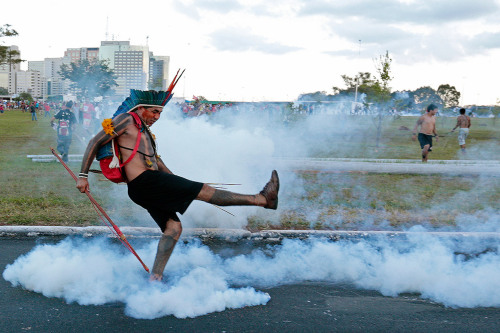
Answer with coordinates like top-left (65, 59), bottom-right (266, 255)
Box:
top-left (0, 99), bottom-right (111, 141)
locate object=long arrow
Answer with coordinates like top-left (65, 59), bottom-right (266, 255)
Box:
top-left (50, 147), bottom-right (150, 273)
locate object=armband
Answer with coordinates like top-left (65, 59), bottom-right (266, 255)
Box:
top-left (78, 173), bottom-right (88, 179)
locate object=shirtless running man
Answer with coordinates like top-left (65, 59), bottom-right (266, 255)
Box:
top-left (451, 108), bottom-right (471, 153)
top-left (412, 104), bottom-right (439, 162)
top-left (76, 89), bottom-right (279, 281)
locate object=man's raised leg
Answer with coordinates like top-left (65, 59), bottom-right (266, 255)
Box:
top-left (196, 170), bottom-right (279, 209)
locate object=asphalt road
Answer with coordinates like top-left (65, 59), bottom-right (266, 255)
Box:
top-left (2, 236), bottom-right (500, 333)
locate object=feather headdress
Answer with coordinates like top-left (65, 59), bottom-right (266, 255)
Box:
top-left (113, 69), bottom-right (185, 117)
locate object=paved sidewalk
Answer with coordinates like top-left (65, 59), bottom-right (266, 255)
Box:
top-left (274, 157), bottom-right (500, 175)
top-left (27, 155), bottom-right (500, 174)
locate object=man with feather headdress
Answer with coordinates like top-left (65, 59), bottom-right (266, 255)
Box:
top-left (76, 84), bottom-right (279, 281)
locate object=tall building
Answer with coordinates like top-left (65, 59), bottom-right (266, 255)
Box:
top-left (43, 57), bottom-right (68, 98)
top-left (4, 42), bottom-right (171, 99)
top-left (64, 47), bottom-right (99, 63)
top-left (149, 55), bottom-right (170, 90)
top-left (0, 45), bottom-right (21, 92)
top-left (28, 61), bottom-right (45, 75)
top-left (14, 70), bottom-right (42, 97)
top-left (99, 41), bottom-right (150, 96)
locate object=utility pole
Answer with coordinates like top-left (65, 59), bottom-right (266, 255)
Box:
top-left (105, 16), bottom-right (109, 41)
top-left (354, 40), bottom-right (361, 105)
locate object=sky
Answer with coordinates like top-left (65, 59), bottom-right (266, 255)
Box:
top-left (2, 0), bottom-right (500, 105)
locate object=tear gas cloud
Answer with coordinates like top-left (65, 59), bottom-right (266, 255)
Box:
top-left (41, 100), bottom-right (498, 232)
top-left (4, 231), bottom-right (500, 319)
top-left (145, 102), bottom-right (391, 229)
top-left (139, 102), bottom-right (497, 231)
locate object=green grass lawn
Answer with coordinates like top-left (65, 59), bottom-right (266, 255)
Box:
top-left (1, 109), bottom-right (499, 230)
top-left (305, 115), bottom-right (500, 160)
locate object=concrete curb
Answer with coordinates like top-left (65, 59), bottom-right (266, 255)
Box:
top-left (1, 226), bottom-right (499, 242)
top-left (274, 158), bottom-right (500, 175)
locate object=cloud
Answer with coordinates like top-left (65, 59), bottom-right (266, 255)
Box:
top-left (329, 19), bottom-right (414, 45)
top-left (296, 0), bottom-right (500, 63)
top-left (172, 0), bottom-right (201, 20)
top-left (209, 27), bottom-right (302, 54)
top-left (298, 0), bottom-right (500, 24)
top-left (173, 0), bottom-right (243, 19)
top-left (194, 0), bottom-right (244, 12)
top-left (467, 31), bottom-right (500, 51)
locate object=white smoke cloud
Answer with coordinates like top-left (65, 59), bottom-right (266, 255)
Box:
top-left (3, 232), bottom-right (500, 319)
top-left (2, 237), bottom-right (270, 319)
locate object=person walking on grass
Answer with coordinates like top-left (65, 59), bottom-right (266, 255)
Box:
top-left (412, 104), bottom-right (439, 162)
top-left (51, 101), bottom-right (77, 162)
top-left (76, 89), bottom-right (280, 282)
top-left (451, 108), bottom-right (471, 154)
top-left (30, 102), bottom-right (37, 121)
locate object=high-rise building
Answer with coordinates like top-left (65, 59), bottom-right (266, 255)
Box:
top-left (149, 55), bottom-right (170, 90)
top-left (28, 61), bottom-right (45, 75)
top-left (4, 42), bottom-right (171, 100)
top-left (64, 47), bottom-right (99, 63)
top-left (99, 41), bottom-right (150, 96)
top-left (43, 57), bottom-right (68, 98)
top-left (14, 70), bottom-right (42, 97)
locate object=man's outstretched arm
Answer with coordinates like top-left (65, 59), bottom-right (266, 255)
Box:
top-left (76, 113), bottom-right (132, 193)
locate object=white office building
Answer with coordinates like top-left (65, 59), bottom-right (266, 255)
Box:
top-left (14, 70), bottom-right (43, 98)
top-left (43, 57), bottom-right (68, 98)
top-left (64, 47), bottom-right (99, 63)
top-left (28, 61), bottom-right (45, 74)
top-left (99, 41), bottom-right (150, 97)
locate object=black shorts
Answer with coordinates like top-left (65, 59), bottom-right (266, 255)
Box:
top-left (127, 170), bottom-right (204, 232)
top-left (418, 133), bottom-right (433, 149)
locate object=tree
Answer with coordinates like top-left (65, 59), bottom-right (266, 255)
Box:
top-left (331, 51), bottom-right (394, 146)
top-left (14, 92), bottom-right (33, 102)
top-left (333, 72), bottom-right (376, 97)
top-left (59, 59), bottom-right (118, 101)
top-left (0, 87), bottom-right (8, 95)
top-left (437, 84), bottom-right (460, 109)
top-left (298, 91), bottom-right (329, 102)
top-left (391, 91), bottom-right (414, 112)
top-left (0, 24), bottom-right (22, 67)
top-left (412, 86), bottom-right (443, 111)
top-left (369, 51), bottom-right (393, 146)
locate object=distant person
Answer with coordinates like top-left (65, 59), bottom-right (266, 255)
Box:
top-left (51, 101), bottom-right (77, 162)
top-left (30, 102), bottom-right (37, 121)
top-left (0, 103), bottom-right (4, 114)
top-left (43, 103), bottom-right (51, 117)
top-left (412, 104), bottom-right (439, 162)
top-left (451, 108), bottom-right (471, 154)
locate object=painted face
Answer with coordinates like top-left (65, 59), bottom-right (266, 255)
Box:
top-left (140, 106), bottom-right (163, 126)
